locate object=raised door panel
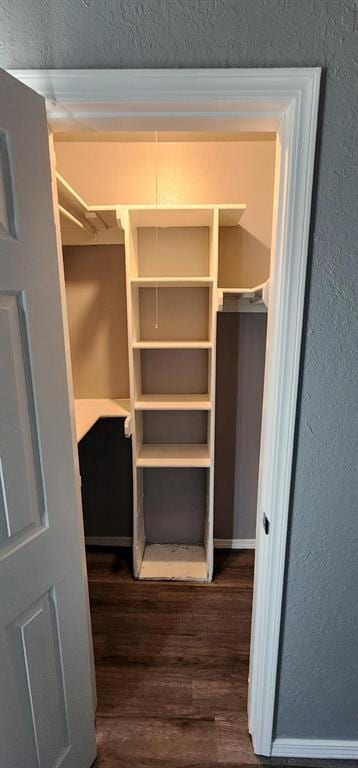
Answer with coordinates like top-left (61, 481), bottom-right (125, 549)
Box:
top-left (0, 131), bottom-right (15, 238)
top-left (0, 293), bottom-right (45, 551)
top-left (4, 590), bottom-right (69, 768)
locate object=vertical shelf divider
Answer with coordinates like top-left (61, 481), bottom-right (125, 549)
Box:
top-left (118, 207), bottom-right (145, 578)
top-left (206, 208), bottom-right (219, 580)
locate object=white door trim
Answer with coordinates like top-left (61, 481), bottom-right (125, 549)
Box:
top-left (272, 739), bottom-right (358, 759)
top-left (8, 68), bottom-right (321, 757)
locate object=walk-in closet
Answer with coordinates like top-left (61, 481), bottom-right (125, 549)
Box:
top-left (56, 132), bottom-right (275, 583)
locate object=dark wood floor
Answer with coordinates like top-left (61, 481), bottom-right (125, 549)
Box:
top-left (88, 547), bottom-right (259, 768)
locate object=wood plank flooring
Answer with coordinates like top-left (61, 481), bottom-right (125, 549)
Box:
top-left (87, 547), bottom-right (258, 768)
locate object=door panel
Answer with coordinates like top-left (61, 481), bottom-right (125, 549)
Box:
top-left (0, 70), bottom-right (96, 767)
top-left (0, 130), bottom-right (15, 237)
top-left (0, 292), bottom-right (45, 549)
top-left (6, 590), bottom-right (69, 767)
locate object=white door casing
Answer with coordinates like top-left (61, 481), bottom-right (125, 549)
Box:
top-left (0, 70), bottom-right (96, 768)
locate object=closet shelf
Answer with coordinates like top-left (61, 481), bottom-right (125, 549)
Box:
top-left (218, 206), bottom-right (247, 226)
top-left (218, 280), bottom-right (270, 304)
top-left (133, 340), bottom-right (212, 350)
top-left (135, 394), bottom-right (212, 410)
top-left (217, 280), bottom-right (269, 313)
top-left (75, 398), bottom-right (131, 442)
top-left (131, 277), bottom-right (213, 288)
top-left (139, 544), bottom-right (207, 581)
top-left (136, 443), bottom-right (211, 468)
top-left (118, 204), bottom-right (246, 229)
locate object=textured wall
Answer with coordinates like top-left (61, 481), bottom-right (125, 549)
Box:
top-left (1, 0), bottom-right (357, 741)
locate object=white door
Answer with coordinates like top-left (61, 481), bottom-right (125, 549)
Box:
top-left (0, 71), bottom-right (97, 767)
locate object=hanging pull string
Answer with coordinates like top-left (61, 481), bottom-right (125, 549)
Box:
top-left (155, 129), bottom-right (158, 208)
top-left (155, 283), bottom-right (159, 330)
top-left (155, 215), bottom-right (159, 329)
top-left (154, 129), bottom-right (159, 330)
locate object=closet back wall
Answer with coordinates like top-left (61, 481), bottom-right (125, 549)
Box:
top-left (56, 138), bottom-right (275, 271)
top-left (63, 244), bottom-right (129, 399)
top-left (59, 138), bottom-right (275, 544)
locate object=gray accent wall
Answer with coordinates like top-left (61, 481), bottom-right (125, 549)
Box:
top-left (3, 0), bottom-right (357, 741)
top-left (215, 313), bottom-right (266, 541)
top-left (144, 468), bottom-right (207, 545)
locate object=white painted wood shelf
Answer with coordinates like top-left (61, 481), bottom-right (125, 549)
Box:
top-left (133, 340), bottom-right (212, 349)
top-left (118, 203), bottom-right (246, 229)
top-left (75, 398), bottom-right (131, 442)
top-left (136, 443), bottom-right (210, 468)
top-left (218, 280), bottom-right (270, 313)
top-left (135, 394), bottom-right (212, 410)
top-left (131, 277), bottom-right (213, 288)
top-left (139, 544), bottom-right (207, 581)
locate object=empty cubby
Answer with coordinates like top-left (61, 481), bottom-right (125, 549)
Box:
top-left (143, 468), bottom-right (208, 545)
top-left (140, 410), bottom-right (208, 445)
top-left (137, 227), bottom-right (210, 277)
top-left (136, 286), bottom-right (210, 342)
top-left (139, 348), bottom-right (210, 396)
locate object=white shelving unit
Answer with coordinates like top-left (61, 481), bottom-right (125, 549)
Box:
top-left (119, 203), bottom-right (246, 582)
top-left (58, 169), bottom-right (270, 582)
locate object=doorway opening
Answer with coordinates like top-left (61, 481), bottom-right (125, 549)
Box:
top-left (54, 129), bottom-right (275, 763)
top-left (1, 68), bottom-right (321, 763)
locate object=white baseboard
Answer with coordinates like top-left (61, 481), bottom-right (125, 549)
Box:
top-left (85, 536), bottom-right (255, 549)
top-left (272, 738), bottom-right (358, 759)
top-left (214, 538), bottom-right (255, 549)
top-left (85, 536), bottom-right (132, 547)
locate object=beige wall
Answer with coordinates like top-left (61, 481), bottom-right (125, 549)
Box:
top-left (63, 244), bottom-right (129, 399)
top-left (56, 138), bottom-right (276, 264)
